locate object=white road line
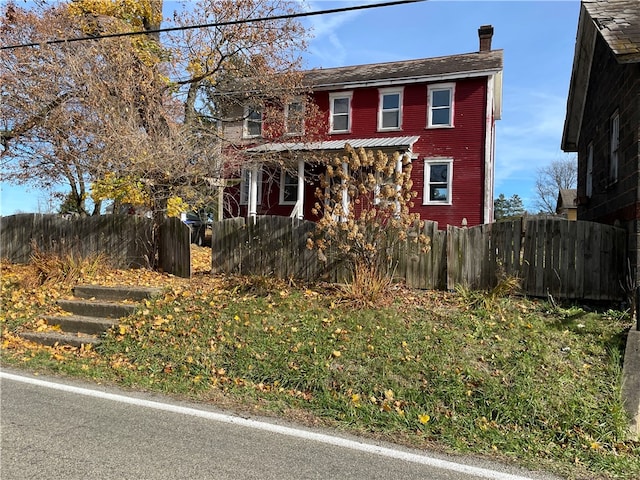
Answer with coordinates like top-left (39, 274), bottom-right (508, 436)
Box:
top-left (1, 370), bottom-right (541, 480)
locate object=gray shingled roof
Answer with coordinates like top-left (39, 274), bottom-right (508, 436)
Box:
top-left (556, 189), bottom-right (577, 213)
top-left (562, 0), bottom-right (640, 151)
top-left (246, 136), bottom-right (420, 153)
top-left (302, 50), bottom-right (503, 89)
top-left (584, 0), bottom-right (640, 63)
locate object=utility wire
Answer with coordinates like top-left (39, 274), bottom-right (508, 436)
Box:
top-left (1, 0), bottom-right (425, 50)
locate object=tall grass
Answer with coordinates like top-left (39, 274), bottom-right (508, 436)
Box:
top-left (28, 241), bottom-right (111, 287)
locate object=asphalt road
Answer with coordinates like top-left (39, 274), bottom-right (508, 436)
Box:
top-left (0, 369), bottom-right (562, 480)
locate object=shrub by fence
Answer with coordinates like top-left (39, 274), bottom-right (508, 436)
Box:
top-left (0, 214), bottom-right (191, 278)
top-left (211, 216), bottom-right (627, 301)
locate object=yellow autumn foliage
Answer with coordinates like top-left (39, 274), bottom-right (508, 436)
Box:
top-left (67, 0), bottom-right (161, 32)
top-left (166, 196), bottom-right (189, 218)
top-left (91, 172), bottom-right (149, 207)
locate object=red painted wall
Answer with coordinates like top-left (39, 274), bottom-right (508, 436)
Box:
top-left (311, 78), bottom-right (489, 227)
top-left (230, 77), bottom-right (492, 228)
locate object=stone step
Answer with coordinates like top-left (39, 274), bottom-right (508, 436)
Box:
top-left (19, 331), bottom-right (102, 349)
top-left (42, 315), bottom-right (118, 335)
top-left (73, 285), bottom-right (161, 302)
top-left (57, 299), bottom-right (137, 319)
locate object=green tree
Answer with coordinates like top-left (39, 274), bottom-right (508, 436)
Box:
top-left (494, 193), bottom-right (525, 221)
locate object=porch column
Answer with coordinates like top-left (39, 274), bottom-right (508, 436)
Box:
top-left (248, 163), bottom-right (258, 219)
top-left (341, 161), bottom-right (349, 220)
top-left (395, 154), bottom-right (403, 215)
top-left (296, 157), bottom-right (305, 220)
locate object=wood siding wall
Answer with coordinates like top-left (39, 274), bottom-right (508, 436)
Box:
top-left (225, 77), bottom-right (492, 228)
top-left (575, 33), bottom-right (640, 284)
top-left (211, 216), bottom-right (626, 301)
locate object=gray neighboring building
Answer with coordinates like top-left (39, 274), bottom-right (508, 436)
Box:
top-left (562, 0), bottom-right (640, 276)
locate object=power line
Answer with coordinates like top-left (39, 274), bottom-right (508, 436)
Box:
top-left (1, 0), bottom-right (425, 50)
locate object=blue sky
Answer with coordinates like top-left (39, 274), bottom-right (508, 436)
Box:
top-left (0, 0), bottom-right (580, 215)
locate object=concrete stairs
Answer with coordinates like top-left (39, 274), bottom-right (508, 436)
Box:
top-left (20, 285), bottom-right (161, 348)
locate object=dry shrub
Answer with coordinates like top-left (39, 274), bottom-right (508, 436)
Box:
top-left (338, 260), bottom-right (395, 308)
top-left (28, 241), bottom-right (111, 287)
top-left (456, 273), bottom-right (521, 313)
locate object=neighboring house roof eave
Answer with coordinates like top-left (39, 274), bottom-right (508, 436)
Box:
top-left (562, 1), bottom-right (640, 152)
top-left (246, 136), bottom-right (421, 154)
top-left (310, 68), bottom-right (504, 91)
top-left (562, 4), bottom-right (596, 152)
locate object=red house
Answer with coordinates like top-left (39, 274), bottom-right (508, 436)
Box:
top-left (224, 25), bottom-right (503, 228)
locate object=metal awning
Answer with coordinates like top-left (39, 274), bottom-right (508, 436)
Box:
top-left (246, 136), bottom-right (420, 153)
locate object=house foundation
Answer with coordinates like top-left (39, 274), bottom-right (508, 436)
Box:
top-left (622, 328), bottom-right (640, 440)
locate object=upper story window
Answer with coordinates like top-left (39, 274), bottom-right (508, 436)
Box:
top-left (586, 142), bottom-right (593, 198)
top-left (285, 100), bottom-right (304, 135)
top-left (244, 106), bottom-right (262, 138)
top-left (424, 158), bottom-right (453, 204)
top-left (378, 88), bottom-right (403, 131)
top-left (329, 92), bottom-right (352, 133)
top-left (427, 83), bottom-right (455, 128)
top-left (240, 167), bottom-right (263, 205)
top-left (609, 112), bottom-right (619, 183)
top-left (279, 168), bottom-right (298, 205)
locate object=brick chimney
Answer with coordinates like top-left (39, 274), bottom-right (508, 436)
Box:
top-left (478, 25), bottom-right (494, 52)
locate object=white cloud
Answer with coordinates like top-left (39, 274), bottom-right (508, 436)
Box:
top-left (301, 0), bottom-right (372, 66)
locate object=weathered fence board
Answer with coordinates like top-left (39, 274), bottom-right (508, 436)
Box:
top-left (1, 213), bottom-right (191, 278)
top-left (6, 213), bottom-right (624, 301)
top-left (211, 216), bottom-right (324, 281)
top-left (158, 216), bottom-right (191, 278)
top-left (209, 216), bottom-right (626, 301)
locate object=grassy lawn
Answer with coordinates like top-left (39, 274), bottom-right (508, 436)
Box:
top-left (1, 247), bottom-right (639, 480)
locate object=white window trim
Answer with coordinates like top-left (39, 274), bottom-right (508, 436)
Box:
top-left (240, 167), bottom-right (262, 205)
top-left (427, 83), bottom-right (455, 129)
top-left (378, 87), bottom-right (403, 131)
top-left (285, 100), bottom-right (305, 136)
top-left (329, 91), bottom-right (352, 134)
top-left (423, 158), bottom-right (453, 205)
top-left (243, 106), bottom-right (262, 139)
top-left (586, 142), bottom-right (593, 198)
top-left (279, 168), bottom-right (298, 205)
top-left (609, 112), bottom-right (619, 183)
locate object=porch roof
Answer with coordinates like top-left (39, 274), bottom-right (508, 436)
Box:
top-left (245, 136), bottom-right (420, 154)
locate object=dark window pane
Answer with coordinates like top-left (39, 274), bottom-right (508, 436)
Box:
top-left (382, 111), bottom-right (399, 128)
top-left (333, 115), bottom-right (348, 131)
top-left (432, 89), bottom-right (450, 107)
top-left (247, 121), bottom-right (261, 136)
top-left (333, 98), bottom-right (349, 114)
top-left (283, 171), bottom-right (298, 202)
top-left (430, 164), bottom-right (448, 182)
top-left (284, 186), bottom-right (297, 202)
top-left (382, 94), bottom-right (399, 110)
top-left (432, 108), bottom-right (450, 125)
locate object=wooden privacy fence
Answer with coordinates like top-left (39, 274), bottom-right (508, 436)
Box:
top-left (0, 214), bottom-right (191, 278)
top-left (211, 216), bottom-right (627, 301)
top-left (447, 218), bottom-right (627, 301)
top-left (211, 216), bottom-right (322, 280)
